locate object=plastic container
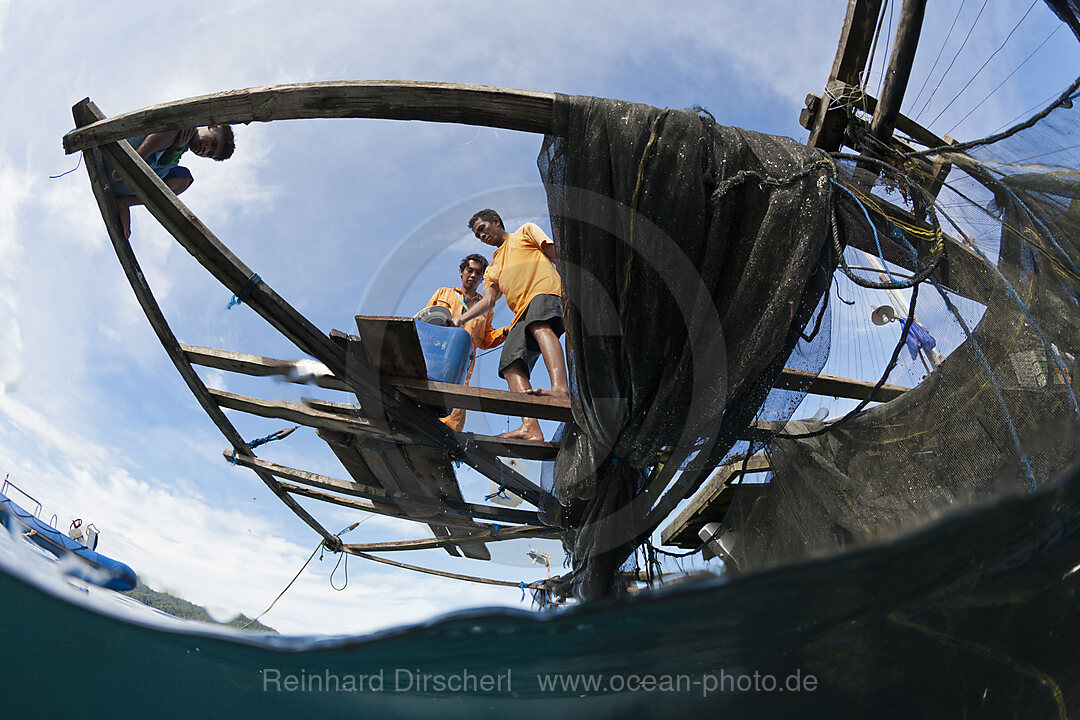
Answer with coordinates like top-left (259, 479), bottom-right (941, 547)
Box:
top-left (414, 320), bottom-right (473, 385)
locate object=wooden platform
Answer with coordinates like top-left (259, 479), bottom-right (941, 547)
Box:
top-left (660, 454), bottom-right (773, 549)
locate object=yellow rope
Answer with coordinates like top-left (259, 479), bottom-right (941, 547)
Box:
top-left (889, 612), bottom-right (1067, 719)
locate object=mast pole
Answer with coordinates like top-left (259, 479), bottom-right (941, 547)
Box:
top-left (869, 0), bottom-right (928, 145)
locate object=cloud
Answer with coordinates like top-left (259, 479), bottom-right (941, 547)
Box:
top-left (2, 0), bottom-right (1077, 638)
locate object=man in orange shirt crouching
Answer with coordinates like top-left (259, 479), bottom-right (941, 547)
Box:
top-left (453, 209), bottom-right (568, 442)
top-left (427, 253), bottom-right (508, 432)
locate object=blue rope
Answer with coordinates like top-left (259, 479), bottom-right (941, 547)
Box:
top-left (830, 178), bottom-right (904, 285)
top-left (833, 275), bottom-right (855, 306)
top-left (485, 449), bottom-right (508, 501)
top-left (520, 581), bottom-right (527, 602)
top-left (226, 273), bottom-right (262, 310)
top-left (230, 427), bottom-right (297, 465)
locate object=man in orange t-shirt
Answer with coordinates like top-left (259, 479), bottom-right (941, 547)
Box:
top-left (453, 209), bottom-right (568, 442)
top-left (427, 253), bottom-right (508, 432)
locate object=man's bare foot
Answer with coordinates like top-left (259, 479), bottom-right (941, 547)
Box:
top-left (523, 387), bottom-right (570, 400)
top-left (498, 425), bottom-right (545, 442)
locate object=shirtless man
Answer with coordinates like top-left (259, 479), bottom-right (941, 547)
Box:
top-left (453, 209), bottom-right (569, 441)
top-left (105, 125), bottom-right (235, 238)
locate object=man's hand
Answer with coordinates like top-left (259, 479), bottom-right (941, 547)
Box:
top-left (450, 317), bottom-right (463, 328)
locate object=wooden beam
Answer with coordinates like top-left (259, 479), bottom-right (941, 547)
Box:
top-left (209, 388), bottom-right (413, 443)
top-left (209, 387), bottom-right (559, 460)
top-left (74, 100), bottom-right (545, 508)
top-left (386, 375), bottom-right (573, 422)
top-left (63, 82), bottom-right (556, 154)
top-left (184, 343), bottom-right (909, 418)
top-left (807, 0), bottom-right (885, 150)
top-left (853, 194), bottom-right (998, 306)
top-left (228, 453), bottom-right (542, 527)
top-left (181, 343), bottom-right (576, 421)
top-left (340, 546), bottom-right (546, 590)
top-left (660, 454), bottom-right (772, 547)
top-left (870, 0), bottom-right (927, 146)
top-left (305, 396), bottom-right (560, 461)
top-left (804, 83), bottom-right (949, 150)
top-left (343, 525), bottom-right (560, 552)
top-left (775, 367), bottom-right (909, 402)
top-left (72, 103), bottom-right (337, 548)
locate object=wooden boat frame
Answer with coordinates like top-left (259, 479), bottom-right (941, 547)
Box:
top-left (67, 4), bottom-right (1003, 579)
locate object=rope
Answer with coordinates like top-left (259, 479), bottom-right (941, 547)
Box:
top-left (230, 426), bottom-right (297, 465)
top-left (905, 73), bottom-right (1080, 160)
top-left (49, 155), bottom-right (83, 179)
top-left (889, 612), bottom-right (1066, 719)
top-left (774, 281), bottom-right (921, 440)
top-left (226, 273), bottom-right (263, 310)
top-left (329, 550), bottom-right (349, 591)
top-left (913, 0), bottom-right (989, 122)
top-left (926, 0), bottom-right (1039, 129)
top-left (241, 541), bottom-right (321, 629)
top-left (944, 24), bottom-right (1062, 138)
top-left (833, 274), bottom-right (855, 306)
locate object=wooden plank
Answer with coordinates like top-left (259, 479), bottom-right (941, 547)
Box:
top-left (308, 397), bottom-right (561, 461)
top-left (63, 82), bottom-right (556, 154)
top-left (663, 484), bottom-right (772, 550)
top-left (340, 546), bottom-right (545, 590)
top-left (184, 342), bottom-right (913, 417)
top-left (208, 388), bottom-right (415, 443)
top-left (343, 525), bottom-right (560, 552)
top-left (231, 453), bottom-right (542, 527)
top-left (776, 367), bottom-right (910, 402)
top-left (74, 99), bottom-right (544, 508)
top-left (386, 374), bottom-right (572, 422)
top-left (353, 316), bottom-right (428, 380)
top-left (73, 105), bottom-right (337, 548)
top-left (182, 343), bottom-right (575, 421)
top-left (807, 0), bottom-right (885, 150)
top-left (660, 454), bottom-right (773, 547)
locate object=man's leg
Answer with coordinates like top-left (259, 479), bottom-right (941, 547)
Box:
top-left (523, 321), bottom-right (569, 399)
top-left (113, 175), bottom-right (193, 239)
top-left (500, 360), bottom-right (544, 441)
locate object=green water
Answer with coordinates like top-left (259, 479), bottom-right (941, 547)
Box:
top-left (2, 465), bottom-right (1078, 718)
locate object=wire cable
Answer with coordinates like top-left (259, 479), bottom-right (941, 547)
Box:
top-left (927, 0), bottom-right (1040, 129)
top-left (908, 0), bottom-right (967, 112)
top-left (915, 0), bottom-right (989, 122)
top-left (944, 24), bottom-right (1061, 137)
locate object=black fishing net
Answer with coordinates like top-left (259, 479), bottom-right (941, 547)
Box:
top-left (537, 97), bottom-right (841, 599)
top-left (718, 83), bottom-right (1080, 574)
top-left (535, 70), bottom-right (1080, 610)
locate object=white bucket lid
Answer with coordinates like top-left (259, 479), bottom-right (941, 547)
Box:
top-left (414, 305), bottom-right (453, 326)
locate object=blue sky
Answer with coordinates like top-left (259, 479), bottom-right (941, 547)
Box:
top-left (0, 1), bottom-right (1077, 634)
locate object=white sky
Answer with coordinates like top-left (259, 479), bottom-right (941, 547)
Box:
top-left (0, 0), bottom-right (1076, 635)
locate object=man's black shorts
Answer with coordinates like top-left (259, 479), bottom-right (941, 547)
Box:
top-left (497, 294), bottom-right (565, 379)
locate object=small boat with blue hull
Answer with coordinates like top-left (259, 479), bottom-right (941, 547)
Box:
top-left (0, 484), bottom-right (137, 592)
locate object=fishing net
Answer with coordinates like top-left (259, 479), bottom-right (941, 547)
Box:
top-left (537, 97), bottom-right (841, 598)
top-left (536, 72), bottom-right (1080, 603)
top-left (720, 83), bottom-right (1080, 574)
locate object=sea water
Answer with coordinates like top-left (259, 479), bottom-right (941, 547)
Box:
top-left (1, 464), bottom-right (1078, 718)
